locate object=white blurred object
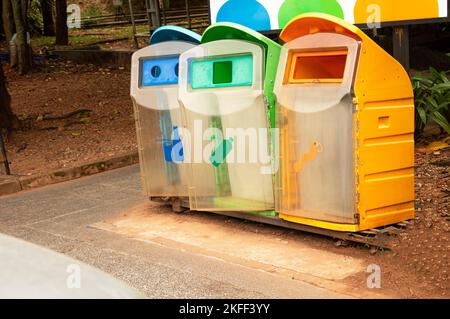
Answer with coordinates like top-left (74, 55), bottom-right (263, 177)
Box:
top-left (9, 33), bottom-right (31, 67)
top-left (0, 234), bottom-right (141, 299)
top-left (67, 4), bottom-right (81, 29)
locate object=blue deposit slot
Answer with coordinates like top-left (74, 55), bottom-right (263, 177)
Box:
top-left (141, 56), bottom-right (180, 87)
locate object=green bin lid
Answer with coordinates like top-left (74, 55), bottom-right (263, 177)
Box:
top-left (201, 22), bottom-right (281, 128)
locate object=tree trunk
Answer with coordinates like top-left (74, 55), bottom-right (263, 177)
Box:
top-left (0, 64), bottom-right (15, 131)
top-left (55, 0), bottom-right (68, 45)
top-left (40, 0), bottom-right (55, 36)
top-left (2, 0), bottom-right (15, 43)
top-left (20, 0), bottom-right (28, 23)
top-left (11, 0), bottom-right (32, 75)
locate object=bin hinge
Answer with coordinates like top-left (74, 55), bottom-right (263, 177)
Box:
top-left (352, 97), bottom-right (359, 112)
top-left (263, 96), bottom-right (270, 109)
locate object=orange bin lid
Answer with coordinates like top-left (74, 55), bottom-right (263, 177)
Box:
top-left (280, 13), bottom-right (365, 43)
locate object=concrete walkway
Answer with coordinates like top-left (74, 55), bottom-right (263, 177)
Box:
top-left (0, 165), bottom-right (356, 298)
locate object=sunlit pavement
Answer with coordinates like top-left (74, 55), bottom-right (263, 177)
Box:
top-left (0, 165), bottom-right (354, 298)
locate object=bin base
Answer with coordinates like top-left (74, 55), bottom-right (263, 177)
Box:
top-left (179, 196), bottom-right (275, 215)
top-left (149, 197), bottom-right (413, 250)
top-left (202, 210), bottom-right (413, 250)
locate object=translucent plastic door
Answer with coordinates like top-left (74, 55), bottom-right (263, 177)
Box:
top-left (179, 40), bottom-right (274, 211)
top-left (131, 41), bottom-right (196, 197)
top-left (274, 33), bottom-right (360, 224)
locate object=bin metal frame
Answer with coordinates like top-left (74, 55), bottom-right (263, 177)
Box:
top-left (274, 13), bottom-right (415, 232)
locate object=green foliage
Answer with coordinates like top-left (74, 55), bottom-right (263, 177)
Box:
top-left (32, 24), bottom-right (148, 49)
top-left (81, 4), bottom-right (103, 28)
top-left (28, 0), bottom-right (44, 35)
top-left (412, 68), bottom-right (450, 135)
top-left (82, 5), bottom-right (102, 18)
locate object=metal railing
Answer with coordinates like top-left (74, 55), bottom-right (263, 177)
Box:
top-left (80, 5), bottom-right (210, 32)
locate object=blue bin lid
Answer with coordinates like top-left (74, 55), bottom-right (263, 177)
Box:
top-left (149, 26), bottom-right (201, 45)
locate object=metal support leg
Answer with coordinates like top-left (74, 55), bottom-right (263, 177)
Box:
top-left (146, 0), bottom-right (161, 34)
top-left (185, 0), bottom-right (191, 29)
top-left (0, 132), bottom-right (11, 175)
top-left (393, 26), bottom-right (410, 72)
top-left (128, 0), bottom-right (139, 49)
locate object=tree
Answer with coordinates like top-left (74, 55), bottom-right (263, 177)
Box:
top-left (11, 0), bottom-right (32, 74)
top-left (0, 64), bottom-right (15, 131)
top-left (2, 0), bottom-right (15, 43)
top-left (20, 0), bottom-right (28, 23)
top-left (40, 0), bottom-right (55, 36)
top-left (55, 0), bottom-right (68, 45)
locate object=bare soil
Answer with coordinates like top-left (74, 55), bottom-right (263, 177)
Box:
top-left (97, 37), bottom-right (149, 50)
top-left (97, 142), bottom-right (449, 298)
top-left (96, 142), bottom-right (450, 299)
top-left (2, 59), bottom-right (137, 176)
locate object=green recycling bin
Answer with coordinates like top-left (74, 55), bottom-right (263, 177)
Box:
top-left (178, 22), bottom-right (281, 212)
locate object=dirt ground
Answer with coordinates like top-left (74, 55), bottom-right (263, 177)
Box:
top-left (95, 144), bottom-right (449, 298)
top-left (2, 59), bottom-right (137, 176)
top-left (343, 144), bottom-right (449, 298)
top-left (96, 143), bottom-right (450, 298)
top-left (99, 37), bottom-right (149, 50)
top-left (1, 57), bottom-right (449, 298)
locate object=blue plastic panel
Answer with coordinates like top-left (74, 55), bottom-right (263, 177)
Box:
top-left (149, 26), bottom-right (201, 45)
top-left (162, 126), bottom-right (184, 163)
top-left (141, 56), bottom-right (180, 87)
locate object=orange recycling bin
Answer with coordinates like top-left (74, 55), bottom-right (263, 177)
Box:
top-left (274, 13), bottom-right (415, 232)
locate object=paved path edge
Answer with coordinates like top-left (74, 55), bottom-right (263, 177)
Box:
top-left (0, 151), bottom-right (139, 196)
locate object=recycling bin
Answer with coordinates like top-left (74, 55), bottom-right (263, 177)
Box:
top-left (274, 13), bottom-right (415, 231)
top-left (130, 26), bottom-right (201, 199)
top-left (178, 23), bottom-right (281, 212)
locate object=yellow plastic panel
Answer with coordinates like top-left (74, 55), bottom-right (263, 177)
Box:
top-left (361, 135), bottom-right (414, 175)
top-left (353, 33), bottom-right (415, 231)
top-left (363, 202), bottom-right (415, 230)
top-left (279, 214), bottom-right (360, 232)
top-left (360, 102), bottom-right (415, 139)
top-left (362, 168), bottom-right (414, 209)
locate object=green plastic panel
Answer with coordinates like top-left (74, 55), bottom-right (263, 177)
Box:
top-left (190, 55), bottom-right (253, 90)
top-left (201, 22), bottom-right (282, 128)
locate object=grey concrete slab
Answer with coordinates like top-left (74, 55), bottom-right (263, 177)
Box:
top-left (0, 166), bottom-right (144, 227)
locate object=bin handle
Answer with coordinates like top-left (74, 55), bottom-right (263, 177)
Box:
top-left (293, 141), bottom-right (323, 173)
